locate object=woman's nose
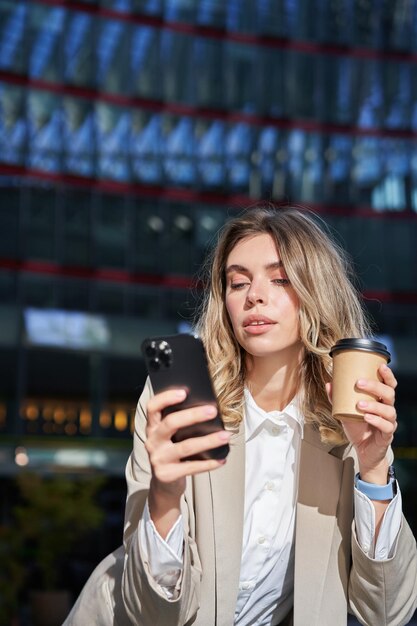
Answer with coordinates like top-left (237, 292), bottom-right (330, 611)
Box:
top-left (246, 283), bottom-right (267, 305)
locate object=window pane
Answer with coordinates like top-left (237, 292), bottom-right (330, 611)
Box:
top-left (64, 10), bottom-right (95, 87)
top-left (130, 111), bottom-right (164, 185)
top-left (130, 26), bottom-right (162, 100)
top-left (0, 1), bottom-right (28, 74)
top-left (97, 17), bottom-right (131, 94)
top-left (63, 97), bottom-right (95, 177)
top-left (0, 83), bottom-right (27, 166)
top-left (28, 4), bottom-right (65, 82)
top-left (28, 90), bottom-right (62, 173)
top-left (96, 103), bottom-right (130, 182)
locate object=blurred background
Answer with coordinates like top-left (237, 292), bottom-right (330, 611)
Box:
top-left (0, 0), bottom-right (416, 624)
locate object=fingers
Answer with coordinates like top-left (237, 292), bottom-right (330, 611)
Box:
top-left (158, 404), bottom-right (218, 441)
top-left (152, 457), bottom-right (227, 484)
top-left (356, 364), bottom-right (397, 407)
top-left (147, 388), bottom-right (187, 427)
top-left (150, 428), bottom-right (231, 467)
top-left (146, 390), bottom-right (230, 485)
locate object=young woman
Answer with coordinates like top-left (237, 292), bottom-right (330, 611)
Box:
top-left (65, 207), bottom-right (417, 625)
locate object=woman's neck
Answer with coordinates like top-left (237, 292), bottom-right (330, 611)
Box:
top-left (245, 347), bottom-right (303, 412)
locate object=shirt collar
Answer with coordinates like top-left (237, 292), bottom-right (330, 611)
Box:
top-left (244, 387), bottom-right (304, 442)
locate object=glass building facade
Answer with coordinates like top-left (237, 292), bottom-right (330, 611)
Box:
top-left (0, 0), bottom-right (417, 548)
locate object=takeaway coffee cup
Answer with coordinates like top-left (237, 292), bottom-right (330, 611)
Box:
top-left (330, 338), bottom-right (391, 421)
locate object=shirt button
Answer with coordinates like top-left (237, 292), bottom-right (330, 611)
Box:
top-left (271, 426), bottom-right (280, 435)
top-left (257, 536), bottom-right (266, 545)
top-left (362, 544), bottom-right (369, 554)
top-left (241, 582), bottom-right (250, 590)
top-left (265, 481), bottom-right (275, 491)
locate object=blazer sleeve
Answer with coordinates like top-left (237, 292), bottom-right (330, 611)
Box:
top-left (346, 447), bottom-right (417, 625)
top-left (121, 378), bottom-right (202, 626)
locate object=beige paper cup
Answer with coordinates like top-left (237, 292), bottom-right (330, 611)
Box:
top-left (330, 338), bottom-right (391, 421)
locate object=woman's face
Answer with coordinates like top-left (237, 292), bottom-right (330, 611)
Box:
top-left (225, 233), bottom-right (302, 362)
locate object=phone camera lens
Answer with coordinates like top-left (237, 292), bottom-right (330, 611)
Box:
top-left (149, 357), bottom-right (160, 371)
top-left (145, 341), bottom-right (157, 358)
top-left (160, 347), bottom-right (173, 367)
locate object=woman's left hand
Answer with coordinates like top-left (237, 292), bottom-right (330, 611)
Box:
top-left (327, 363), bottom-right (398, 482)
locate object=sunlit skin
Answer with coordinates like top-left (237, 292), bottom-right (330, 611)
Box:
top-left (225, 233), bottom-right (303, 411)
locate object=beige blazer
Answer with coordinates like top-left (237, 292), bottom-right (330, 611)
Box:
top-left (65, 379), bottom-right (417, 626)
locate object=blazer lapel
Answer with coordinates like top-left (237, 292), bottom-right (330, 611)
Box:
top-left (209, 423), bottom-right (246, 626)
top-left (293, 424), bottom-right (343, 624)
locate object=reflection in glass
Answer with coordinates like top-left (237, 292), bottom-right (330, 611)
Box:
top-left (225, 41), bottom-right (261, 113)
top-left (130, 111), bottom-right (164, 184)
top-left (411, 147), bottom-right (417, 212)
top-left (130, 26), bottom-right (161, 99)
top-left (351, 137), bottom-right (382, 207)
top-left (161, 30), bottom-right (196, 104)
top-left (225, 122), bottom-right (254, 192)
top-left (373, 139), bottom-right (410, 212)
top-left (196, 119), bottom-right (226, 188)
top-left (383, 62), bottom-right (412, 130)
top-left (97, 17), bottom-right (130, 93)
top-left (287, 129), bottom-right (306, 200)
top-left (165, 0), bottom-right (195, 23)
top-left (62, 98), bottom-right (95, 177)
top-left (259, 48), bottom-right (286, 118)
top-left (64, 11), bottom-right (94, 86)
top-left (101, 0), bottom-right (132, 12)
top-left (28, 5), bottom-right (65, 81)
top-left (94, 194), bottom-right (127, 269)
top-left (286, 51), bottom-right (321, 120)
top-left (0, 1), bottom-right (27, 74)
top-left (300, 132), bottom-right (323, 203)
top-left (0, 83), bottom-right (27, 165)
top-left (28, 91), bottom-right (62, 172)
top-left (197, 0), bottom-right (226, 28)
top-left (131, 0), bottom-right (162, 16)
top-left (321, 56), bottom-right (354, 125)
top-left (256, 0), bottom-right (286, 37)
top-left (353, 59), bottom-right (383, 128)
top-left (194, 37), bottom-right (224, 109)
top-left (226, 0), bottom-right (257, 33)
top-left (96, 103), bottom-right (130, 181)
top-left (324, 134), bottom-right (353, 204)
top-left (164, 116), bottom-right (197, 186)
top-left (317, 0), bottom-right (353, 45)
top-left (256, 126), bottom-right (279, 194)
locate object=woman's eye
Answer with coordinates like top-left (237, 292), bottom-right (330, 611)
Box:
top-left (230, 282), bottom-right (248, 290)
top-left (272, 278), bottom-right (290, 286)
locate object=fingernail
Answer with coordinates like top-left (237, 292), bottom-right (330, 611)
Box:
top-left (357, 379), bottom-right (366, 388)
top-left (219, 431), bottom-right (231, 441)
top-left (175, 389), bottom-right (187, 399)
top-left (358, 400), bottom-right (368, 408)
top-left (205, 406), bottom-right (217, 417)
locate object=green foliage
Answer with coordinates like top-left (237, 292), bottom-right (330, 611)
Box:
top-left (0, 524), bottom-right (25, 624)
top-left (13, 473), bottom-right (105, 591)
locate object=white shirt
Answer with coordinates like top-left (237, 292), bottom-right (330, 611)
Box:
top-left (139, 390), bottom-right (402, 625)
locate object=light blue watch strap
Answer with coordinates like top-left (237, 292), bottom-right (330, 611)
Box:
top-left (355, 473), bottom-right (396, 501)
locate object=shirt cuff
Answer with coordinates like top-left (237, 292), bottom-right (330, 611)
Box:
top-left (354, 482), bottom-right (402, 559)
top-left (139, 499), bottom-right (184, 598)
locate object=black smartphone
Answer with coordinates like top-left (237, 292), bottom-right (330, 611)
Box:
top-left (141, 333), bottom-right (229, 461)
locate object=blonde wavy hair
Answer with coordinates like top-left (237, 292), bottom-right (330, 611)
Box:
top-left (195, 206), bottom-right (372, 445)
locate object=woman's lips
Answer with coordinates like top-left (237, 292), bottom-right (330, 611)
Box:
top-left (243, 318), bottom-right (276, 334)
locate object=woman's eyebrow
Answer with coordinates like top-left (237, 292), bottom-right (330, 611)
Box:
top-left (226, 261), bottom-right (284, 274)
top-left (225, 264), bottom-right (248, 274)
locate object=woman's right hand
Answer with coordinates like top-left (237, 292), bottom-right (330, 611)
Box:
top-left (145, 388), bottom-right (231, 538)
